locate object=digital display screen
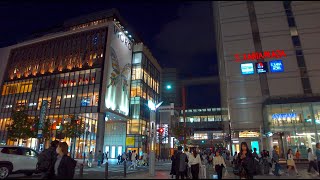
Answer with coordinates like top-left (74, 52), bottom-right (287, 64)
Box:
top-left (270, 60), bottom-right (284, 73)
top-left (81, 98), bottom-right (91, 106)
top-left (240, 63), bottom-right (254, 75)
top-left (255, 62), bottom-right (268, 73)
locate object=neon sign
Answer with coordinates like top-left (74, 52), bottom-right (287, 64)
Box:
top-left (234, 50), bottom-right (287, 62)
top-left (272, 113), bottom-right (297, 119)
top-left (240, 63), bottom-right (254, 75)
top-left (270, 60), bottom-right (284, 73)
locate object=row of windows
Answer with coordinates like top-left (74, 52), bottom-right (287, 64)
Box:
top-left (132, 52), bottom-right (160, 82)
top-left (179, 115), bottom-right (227, 123)
top-left (131, 66), bottom-right (159, 94)
top-left (0, 70), bottom-right (101, 115)
top-left (2, 69), bottom-right (101, 95)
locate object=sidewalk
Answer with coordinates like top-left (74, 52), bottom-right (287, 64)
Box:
top-left (112, 170), bottom-right (171, 179)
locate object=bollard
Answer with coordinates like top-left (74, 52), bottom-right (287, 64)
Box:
top-left (105, 162), bottom-right (108, 179)
top-left (80, 163), bottom-right (84, 177)
top-left (124, 160), bottom-right (127, 178)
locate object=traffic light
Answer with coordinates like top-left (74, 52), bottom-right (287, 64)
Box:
top-left (158, 128), bottom-right (164, 135)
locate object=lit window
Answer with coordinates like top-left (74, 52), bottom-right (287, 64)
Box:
top-left (290, 27), bottom-right (298, 36)
top-left (63, 95), bottom-right (75, 99)
top-left (193, 133), bottom-right (208, 140)
top-left (4, 105), bottom-right (12, 108)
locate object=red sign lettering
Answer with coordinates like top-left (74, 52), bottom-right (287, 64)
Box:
top-left (234, 50), bottom-right (286, 62)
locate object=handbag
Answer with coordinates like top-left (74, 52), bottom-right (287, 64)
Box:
top-left (233, 163), bottom-right (242, 176)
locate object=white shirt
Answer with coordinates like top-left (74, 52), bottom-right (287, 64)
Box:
top-left (287, 154), bottom-right (294, 160)
top-left (131, 152), bottom-right (136, 161)
top-left (308, 152), bottom-right (315, 161)
top-left (189, 154), bottom-right (202, 166)
top-left (213, 156), bottom-right (226, 168)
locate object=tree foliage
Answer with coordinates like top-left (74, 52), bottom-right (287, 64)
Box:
top-left (63, 116), bottom-right (84, 139)
top-left (7, 109), bottom-right (33, 141)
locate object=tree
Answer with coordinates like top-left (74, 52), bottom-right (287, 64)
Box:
top-left (7, 109), bottom-right (33, 143)
top-left (171, 125), bottom-right (191, 145)
top-left (31, 117), bottom-right (52, 140)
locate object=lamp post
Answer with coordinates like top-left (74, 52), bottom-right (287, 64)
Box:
top-left (148, 100), bottom-right (163, 177)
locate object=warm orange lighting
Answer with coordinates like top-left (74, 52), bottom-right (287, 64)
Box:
top-left (88, 59), bottom-right (93, 67)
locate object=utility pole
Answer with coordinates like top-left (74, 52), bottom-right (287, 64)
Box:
top-left (182, 86), bottom-right (187, 148)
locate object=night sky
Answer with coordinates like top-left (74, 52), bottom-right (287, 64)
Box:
top-left (0, 1), bottom-right (219, 107)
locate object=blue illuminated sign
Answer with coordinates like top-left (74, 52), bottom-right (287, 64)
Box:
top-left (270, 60), bottom-right (284, 73)
top-left (241, 63), bottom-right (254, 75)
top-left (272, 113), bottom-right (297, 119)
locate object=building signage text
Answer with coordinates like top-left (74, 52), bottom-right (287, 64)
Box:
top-left (272, 113), bottom-right (297, 119)
top-left (235, 50), bottom-right (287, 62)
top-left (113, 25), bottom-right (132, 50)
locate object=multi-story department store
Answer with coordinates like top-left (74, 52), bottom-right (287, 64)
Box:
top-left (0, 9), bottom-right (161, 159)
top-left (214, 1), bottom-right (320, 158)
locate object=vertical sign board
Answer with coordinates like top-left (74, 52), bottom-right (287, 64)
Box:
top-left (38, 100), bottom-right (48, 138)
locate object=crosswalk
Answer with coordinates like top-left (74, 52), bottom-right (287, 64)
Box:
top-left (75, 164), bottom-right (148, 174)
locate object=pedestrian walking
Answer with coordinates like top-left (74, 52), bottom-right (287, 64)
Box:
top-left (37, 140), bottom-right (60, 179)
top-left (102, 152), bottom-right (105, 164)
top-left (307, 148), bottom-right (318, 174)
top-left (117, 154), bottom-right (121, 165)
top-left (184, 148), bottom-right (191, 179)
top-left (252, 148), bottom-right (259, 160)
top-left (174, 146), bottom-right (188, 179)
top-left (53, 142), bottom-right (77, 179)
top-left (97, 150), bottom-right (102, 167)
top-left (272, 145), bottom-right (281, 176)
top-left (286, 149), bottom-right (299, 176)
top-left (170, 150), bottom-right (177, 178)
top-left (213, 151), bottom-right (227, 179)
top-left (128, 150), bottom-right (137, 169)
top-left (295, 149), bottom-right (301, 162)
top-left (189, 149), bottom-right (201, 179)
top-left (88, 151), bottom-right (93, 168)
top-left (316, 143), bottom-right (320, 177)
top-left (236, 142), bottom-right (254, 179)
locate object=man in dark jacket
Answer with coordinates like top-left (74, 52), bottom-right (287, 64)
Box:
top-left (38, 140), bottom-right (59, 179)
top-left (174, 146), bottom-right (188, 179)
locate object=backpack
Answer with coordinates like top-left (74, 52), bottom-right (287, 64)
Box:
top-left (248, 157), bottom-right (262, 176)
top-left (37, 148), bottom-right (55, 172)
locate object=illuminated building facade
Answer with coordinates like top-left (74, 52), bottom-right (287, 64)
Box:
top-left (214, 1), bottom-right (320, 157)
top-left (0, 9), bottom-right (146, 159)
top-left (127, 43), bottom-right (161, 155)
top-left (179, 107), bottom-right (226, 150)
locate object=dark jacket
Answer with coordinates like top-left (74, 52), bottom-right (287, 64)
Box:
top-left (174, 151), bottom-right (188, 173)
top-left (236, 151), bottom-right (254, 178)
top-left (54, 155), bottom-right (77, 179)
top-left (170, 154), bottom-right (176, 175)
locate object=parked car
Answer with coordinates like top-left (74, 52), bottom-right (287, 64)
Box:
top-left (0, 146), bottom-right (39, 179)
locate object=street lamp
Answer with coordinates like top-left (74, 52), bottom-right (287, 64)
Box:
top-left (166, 84), bottom-right (172, 90)
top-left (147, 100), bottom-right (163, 177)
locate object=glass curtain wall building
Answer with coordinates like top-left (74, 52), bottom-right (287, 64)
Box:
top-left (127, 43), bottom-right (161, 156)
top-left (0, 9), bottom-right (143, 159)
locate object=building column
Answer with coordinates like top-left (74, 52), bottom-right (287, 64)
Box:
top-left (310, 103), bottom-right (319, 143)
top-left (95, 113), bottom-right (105, 161)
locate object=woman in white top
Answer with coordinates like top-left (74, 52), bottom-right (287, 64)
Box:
top-left (188, 149), bottom-right (201, 179)
top-left (213, 151), bottom-right (227, 179)
top-left (286, 149), bottom-right (299, 176)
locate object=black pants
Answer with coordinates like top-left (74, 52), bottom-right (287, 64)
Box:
top-left (308, 161), bottom-right (317, 172)
top-left (191, 164), bottom-right (199, 179)
top-left (318, 161), bottom-right (320, 174)
top-left (216, 166), bottom-right (223, 179)
top-left (176, 171), bottom-right (185, 179)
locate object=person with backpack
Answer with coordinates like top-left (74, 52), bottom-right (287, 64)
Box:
top-left (174, 146), bottom-right (188, 179)
top-left (37, 140), bottom-right (59, 179)
top-left (54, 142), bottom-right (77, 179)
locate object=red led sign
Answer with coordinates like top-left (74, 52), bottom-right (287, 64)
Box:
top-left (234, 50), bottom-right (287, 62)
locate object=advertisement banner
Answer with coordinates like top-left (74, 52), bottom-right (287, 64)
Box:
top-left (126, 137), bottom-right (135, 146)
top-left (38, 100), bottom-right (48, 138)
top-left (104, 24), bottom-right (132, 116)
